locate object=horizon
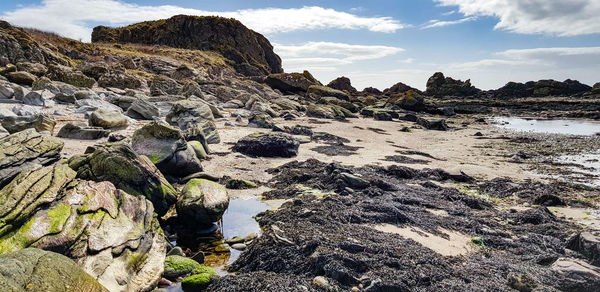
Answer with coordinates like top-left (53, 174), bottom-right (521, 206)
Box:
top-left (1, 0), bottom-right (599, 91)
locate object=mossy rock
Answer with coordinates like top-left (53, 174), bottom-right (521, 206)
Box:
top-left (188, 141), bottom-right (208, 160)
top-left (181, 273), bottom-right (213, 292)
top-left (163, 255), bottom-right (201, 280)
top-left (176, 179), bottom-right (230, 227)
top-left (225, 178), bottom-right (257, 189)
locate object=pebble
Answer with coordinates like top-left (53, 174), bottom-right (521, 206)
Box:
top-left (312, 276), bottom-right (330, 290)
top-left (231, 243), bottom-right (247, 251)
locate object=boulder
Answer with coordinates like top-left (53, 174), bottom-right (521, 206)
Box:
top-left (126, 99), bottom-right (160, 120)
top-left (233, 132), bottom-right (299, 157)
top-left (166, 99), bottom-right (219, 144)
top-left (57, 123), bottom-right (110, 140)
top-left (150, 75), bottom-right (181, 96)
top-left (425, 72), bottom-right (480, 97)
top-left (592, 82), bottom-right (600, 94)
top-left (68, 143), bottom-right (177, 216)
top-left (163, 255), bottom-right (201, 280)
top-left (132, 122), bottom-right (202, 177)
top-left (0, 129), bottom-right (63, 187)
top-left (0, 83), bottom-right (15, 99)
top-left (6, 71), bottom-right (37, 85)
top-left (178, 80), bottom-right (204, 98)
top-left (176, 179), bottom-right (230, 227)
top-left (11, 104), bottom-right (41, 116)
top-left (271, 97), bottom-right (303, 111)
top-left (552, 258), bottom-right (600, 292)
top-left (45, 65), bottom-right (95, 88)
top-left (98, 72), bottom-right (143, 89)
top-left (385, 91), bottom-right (426, 112)
top-left (22, 90), bottom-right (53, 106)
top-left (383, 82), bottom-right (422, 95)
top-left (568, 232), bottom-right (600, 266)
top-left (266, 71), bottom-right (320, 93)
top-left (0, 248), bottom-right (108, 292)
top-left (306, 104), bottom-right (355, 120)
top-left (0, 164), bottom-right (166, 292)
top-left (16, 62), bottom-right (48, 76)
top-left (0, 108), bottom-right (16, 119)
top-left (327, 77), bottom-right (357, 93)
top-left (188, 141), bottom-right (208, 160)
top-left (89, 109), bottom-right (128, 129)
top-left (32, 77), bottom-right (79, 97)
top-left (92, 15), bottom-right (283, 76)
top-left (416, 117), bottom-right (448, 131)
top-left (248, 113), bottom-right (276, 129)
top-left (307, 85), bottom-right (350, 101)
top-left (76, 98), bottom-right (123, 113)
top-left (1, 114), bottom-right (56, 134)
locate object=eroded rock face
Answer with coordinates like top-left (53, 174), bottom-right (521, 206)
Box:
top-left (0, 129), bottom-right (63, 187)
top-left (92, 15), bottom-right (283, 76)
top-left (233, 132), bottom-right (299, 158)
top-left (0, 164), bottom-right (166, 292)
top-left (132, 122), bottom-right (202, 177)
top-left (0, 248), bottom-right (108, 292)
top-left (68, 143), bottom-right (177, 216)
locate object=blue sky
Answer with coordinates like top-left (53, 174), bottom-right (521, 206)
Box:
top-left (1, 0), bottom-right (599, 90)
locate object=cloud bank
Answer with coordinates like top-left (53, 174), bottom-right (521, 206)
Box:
top-left (434, 0), bottom-right (600, 36)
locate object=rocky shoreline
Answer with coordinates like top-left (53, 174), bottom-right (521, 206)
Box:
top-left (0, 15), bottom-right (599, 292)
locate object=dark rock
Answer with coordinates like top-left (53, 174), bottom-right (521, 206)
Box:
top-left (362, 87), bottom-right (382, 95)
top-left (97, 72), bottom-right (143, 89)
top-left (490, 79), bottom-right (592, 98)
top-left (45, 64), bottom-right (95, 88)
top-left (150, 75), bottom-right (181, 96)
top-left (307, 85), bottom-right (350, 101)
top-left (92, 15), bottom-right (283, 76)
top-left (233, 132), bottom-right (299, 157)
top-left (22, 90), bottom-right (52, 106)
top-left (425, 72), bottom-right (480, 97)
top-left (126, 99), bottom-right (160, 120)
top-left (327, 77), bottom-right (357, 93)
top-left (0, 129), bottom-right (63, 187)
top-left (57, 123), bottom-right (109, 140)
top-left (6, 71), bottom-right (37, 85)
top-left (416, 117), bottom-right (448, 131)
top-left (266, 71), bottom-right (320, 93)
top-left (567, 232), bottom-right (600, 266)
top-left (552, 258), bottom-right (600, 292)
top-left (383, 81), bottom-right (421, 95)
top-left (1, 113), bottom-right (56, 133)
top-left (15, 62), bottom-right (47, 76)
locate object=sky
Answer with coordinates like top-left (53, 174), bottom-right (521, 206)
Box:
top-left (1, 0), bottom-right (599, 91)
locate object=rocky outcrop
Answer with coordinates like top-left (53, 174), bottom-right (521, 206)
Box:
top-left (1, 113), bottom-right (56, 134)
top-left (176, 179), bottom-right (230, 227)
top-left (327, 77), bottom-right (357, 93)
top-left (383, 81), bottom-right (421, 95)
top-left (425, 72), bottom-right (480, 97)
top-left (0, 21), bottom-right (67, 65)
top-left (68, 143), bottom-right (177, 216)
top-left (166, 99), bottom-right (219, 144)
top-left (490, 79), bottom-right (592, 98)
top-left (0, 164), bottom-right (166, 292)
top-left (0, 248), bottom-right (108, 292)
top-left (265, 71), bottom-right (320, 93)
top-left (233, 132), bottom-right (299, 157)
top-left (132, 122), bottom-right (203, 177)
top-left (92, 15), bottom-right (283, 76)
top-left (45, 64), bottom-right (95, 88)
top-left (0, 129), bottom-right (63, 187)
top-left (307, 85), bottom-right (350, 101)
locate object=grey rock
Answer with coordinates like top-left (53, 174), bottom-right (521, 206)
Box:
top-left (57, 123), bottom-right (110, 140)
top-left (23, 90), bottom-right (53, 106)
top-left (89, 109), bottom-right (128, 129)
top-left (126, 99), bottom-right (160, 120)
top-left (1, 114), bottom-right (56, 134)
top-left (176, 179), bottom-right (230, 227)
top-left (12, 104), bottom-right (41, 116)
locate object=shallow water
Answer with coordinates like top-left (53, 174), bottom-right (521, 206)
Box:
top-left (556, 153), bottom-right (600, 187)
top-left (221, 197), bottom-right (270, 240)
top-left (492, 117), bottom-right (600, 136)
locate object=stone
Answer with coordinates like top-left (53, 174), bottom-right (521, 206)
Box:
top-left (307, 85), bottom-right (350, 101)
top-left (166, 99), bottom-right (219, 144)
top-left (1, 114), bottom-right (56, 134)
top-left (132, 122), bottom-right (203, 177)
top-left (181, 268), bottom-right (216, 292)
top-left (266, 71), bottom-right (320, 93)
top-left (68, 143), bottom-right (177, 216)
top-left (0, 108), bottom-right (16, 119)
top-left (225, 178), bottom-right (257, 190)
top-left (327, 76), bottom-right (357, 93)
top-left (306, 104), bottom-right (355, 120)
top-left (425, 72), bottom-right (480, 97)
top-left (0, 83), bottom-right (15, 99)
top-left (163, 255), bottom-right (201, 280)
top-left (76, 99), bottom-right (123, 114)
top-left (339, 173), bottom-right (370, 189)
top-left (0, 129), bottom-right (63, 187)
top-left (98, 72), bottom-right (143, 89)
top-left (248, 113), bottom-right (276, 129)
top-left (0, 248), bottom-right (108, 292)
top-left (0, 165), bottom-right (166, 292)
top-left (89, 109), bottom-right (128, 129)
top-left (57, 123), bottom-right (109, 140)
top-left (176, 179), bottom-right (230, 227)
top-left (6, 71), bottom-right (37, 85)
top-left (15, 62), bottom-right (48, 76)
top-left (126, 99), bottom-right (160, 120)
top-left (23, 90), bottom-right (53, 106)
top-left (178, 80), bottom-right (204, 98)
top-left (11, 104), bottom-right (41, 116)
top-left (188, 141), bottom-right (208, 160)
top-left (166, 246), bottom-right (185, 257)
top-left (551, 258), bottom-right (600, 292)
top-left (416, 117), bottom-right (448, 131)
top-left (150, 75), bottom-right (181, 96)
top-left (233, 132), bottom-right (299, 158)
top-left (45, 65), bottom-right (95, 88)
top-left (568, 232), bottom-right (600, 266)
top-left (373, 111), bottom-right (393, 121)
top-left (313, 276), bottom-right (331, 290)
top-left (507, 273), bottom-right (537, 292)
top-left (231, 243), bottom-right (247, 251)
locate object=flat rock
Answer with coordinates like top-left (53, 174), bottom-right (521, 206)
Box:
top-left (233, 132), bottom-right (299, 158)
top-left (57, 123), bottom-right (110, 140)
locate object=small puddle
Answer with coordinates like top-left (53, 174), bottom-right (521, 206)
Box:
top-left (491, 117), bottom-right (600, 136)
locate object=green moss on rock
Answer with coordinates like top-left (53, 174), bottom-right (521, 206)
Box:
top-left (163, 255), bottom-right (201, 280)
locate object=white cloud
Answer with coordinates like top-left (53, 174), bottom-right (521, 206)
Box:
top-left (1, 0), bottom-right (405, 42)
top-left (422, 16), bottom-right (477, 29)
top-left (442, 10), bottom-right (457, 16)
top-left (275, 42), bottom-right (403, 61)
top-left (434, 0), bottom-right (600, 36)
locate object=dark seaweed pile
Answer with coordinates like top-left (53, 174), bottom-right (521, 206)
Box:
top-left (209, 159), bottom-right (586, 291)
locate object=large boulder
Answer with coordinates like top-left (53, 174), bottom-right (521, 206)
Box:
top-left (22, 89), bottom-right (53, 106)
top-left (68, 143), bottom-right (177, 216)
top-left (307, 85), bottom-right (350, 101)
top-left (327, 76), bottom-right (357, 93)
top-left (6, 71), bottom-right (37, 85)
top-left (45, 65), bottom-right (95, 88)
top-left (0, 129), bottom-right (63, 187)
top-left (233, 132), bottom-right (299, 157)
top-left (92, 15), bottom-right (283, 76)
top-left (57, 123), bottom-right (109, 140)
top-left (0, 248), bottom-right (108, 292)
top-left (552, 258), bottom-right (600, 292)
top-left (89, 109), bottom-right (128, 129)
top-left (132, 122), bottom-right (202, 177)
top-left (1, 113), bottom-right (56, 134)
top-left (306, 104), bottom-right (356, 120)
top-left (15, 62), bottom-right (47, 76)
top-left (383, 81), bottom-right (422, 95)
top-left (176, 179), bottom-right (230, 227)
top-left (425, 72), bottom-right (480, 97)
top-left (150, 75), bottom-right (181, 96)
top-left (490, 79), bottom-right (592, 98)
top-left (266, 71), bottom-right (320, 93)
top-left (166, 99), bottom-right (219, 144)
top-left (126, 99), bottom-right (160, 120)
top-left (97, 72), bottom-right (143, 89)
top-left (0, 164), bottom-right (166, 292)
